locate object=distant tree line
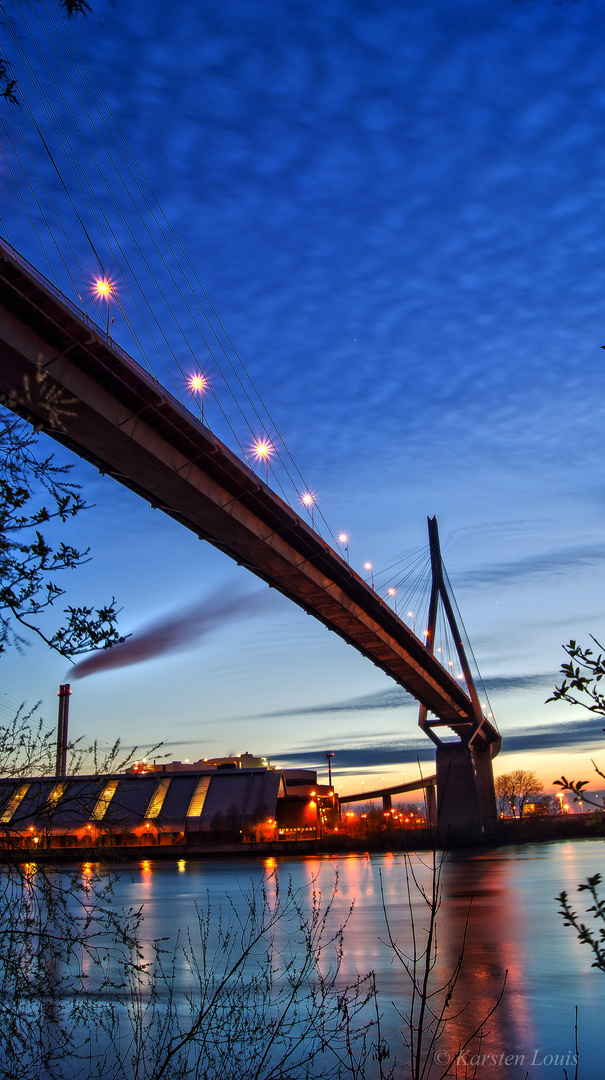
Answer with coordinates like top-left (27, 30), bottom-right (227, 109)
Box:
top-left (494, 769), bottom-right (544, 818)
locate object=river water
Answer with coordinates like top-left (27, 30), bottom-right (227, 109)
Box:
top-left (90, 839), bottom-right (604, 1078)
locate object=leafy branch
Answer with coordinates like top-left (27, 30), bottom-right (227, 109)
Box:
top-left (557, 874), bottom-right (605, 973)
top-left (0, 407), bottom-right (125, 659)
top-left (1, 0), bottom-right (92, 104)
top-left (546, 637), bottom-right (605, 715)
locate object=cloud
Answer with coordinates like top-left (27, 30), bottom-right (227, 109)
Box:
top-left (457, 544), bottom-right (605, 590)
top-left (481, 673), bottom-right (556, 693)
top-left (255, 672), bottom-right (555, 721)
top-left (257, 687), bottom-right (414, 719)
top-left (499, 717), bottom-right (605, 756)
top-left (273, 717), bottom-right (605, 773)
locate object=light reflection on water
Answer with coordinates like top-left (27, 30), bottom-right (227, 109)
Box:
top-left (88, 840), bottom-right (604, 1077)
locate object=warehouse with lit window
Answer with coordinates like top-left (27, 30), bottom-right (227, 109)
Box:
top-left (0, 755), bottom-right (337, 849)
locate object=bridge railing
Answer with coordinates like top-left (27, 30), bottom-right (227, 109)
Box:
top-left (0, 235), bottom-right (210, 439)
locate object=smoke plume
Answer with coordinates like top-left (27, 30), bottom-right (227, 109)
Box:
top-left (70, 586), bottom-right (270, 680)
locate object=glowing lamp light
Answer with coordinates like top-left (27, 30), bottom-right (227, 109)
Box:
top-left (188, 373), bottom-right (207, 393)
top-left (337, 533), bottom-right (350, 563)
top-left (301, 492), bottom-right (314, 506)
top-left (252, 438), bottom-right (274, 482)
top-left (253, 438), bottom-right (272, 460)
top-left (93, 276), bottom-right (114, 299)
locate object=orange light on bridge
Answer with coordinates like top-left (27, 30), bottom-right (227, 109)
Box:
top-left (253, 438), bottom-right (272, 459)
top-left (252, 438), bottom-right (274, 482)
top-left (301, 492), bottom-right (315, 526)
top-left (364, 562), bottom-right (374, 589)
top-left (93, 276), bottom-right (114, 299)
top-left (338, 533), bottom-right (350, 563)
top-left (188, 373), bottom-right (209, 424)
top-left (91, 276), bottom-right (116, 339)
top-left (188, 373), bottom-right (207, 393)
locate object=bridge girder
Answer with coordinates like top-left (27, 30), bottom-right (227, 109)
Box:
top-left (0, 239), bottom-right (500, 751)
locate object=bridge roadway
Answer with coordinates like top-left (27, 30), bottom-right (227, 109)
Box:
top-left (339, 775), bottom-right (437, 804)
top-left (0, 238), bottom-right (499, 747)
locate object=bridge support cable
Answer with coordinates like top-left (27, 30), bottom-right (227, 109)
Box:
top-left (0, 238), bottom-right (503, 841)
top-left (415, 517), bottom-right (501, 841)
top-left (418, 516), bottom-right (500, 755)
top-left (1, 237), bottom-right (483, 730)
top-left (2, 4), bottom-right (337, 544)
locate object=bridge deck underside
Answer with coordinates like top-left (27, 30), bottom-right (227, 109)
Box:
top-left (0, 241), bottom-right (500, 749)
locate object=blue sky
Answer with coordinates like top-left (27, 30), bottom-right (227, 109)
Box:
top-left (2, 0), bottom-right (605, 796)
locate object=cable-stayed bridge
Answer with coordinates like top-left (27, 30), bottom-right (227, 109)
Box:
top-left (0, 237), bottom-right (500, 840)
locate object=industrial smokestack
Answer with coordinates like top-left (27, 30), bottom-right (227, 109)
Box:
top-left (56, 684), bottom-right (71, 777)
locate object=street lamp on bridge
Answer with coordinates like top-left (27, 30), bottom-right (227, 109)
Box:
top-left (338, 533), bottom-right (350, 563)
top-left (188, 372), bottom-right (208, 425)
top-left (301, 492), bottom-right (315, 528)
top-left (252, 438), bottom-right (274, 483)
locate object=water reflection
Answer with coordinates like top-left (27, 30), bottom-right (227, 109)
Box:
top-left (60, 840), bottom-right (604, 1077)
top-left (436, 853), bottom-right (535, 1078)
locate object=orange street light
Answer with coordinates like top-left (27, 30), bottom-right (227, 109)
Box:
top-left (387, 587), bottom-right (398, 615)
top-left (364, 562), bottom-right (374, 589)
top-left (338, 533), bottom-right (350, 563)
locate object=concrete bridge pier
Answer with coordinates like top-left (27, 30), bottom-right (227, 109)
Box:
top-left (436, 743), bottom-right (498, 844)
top-left (382, 793), bottom-right (392, 812)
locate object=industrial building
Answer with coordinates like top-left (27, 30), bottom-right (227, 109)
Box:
top-left (0, 755), bottom-right (337, 849)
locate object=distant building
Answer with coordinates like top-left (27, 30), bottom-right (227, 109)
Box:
top-left (0, 756), bottom-right (337, 849)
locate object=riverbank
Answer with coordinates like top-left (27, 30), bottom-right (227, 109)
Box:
top-left (2, 811), bottom-right (602, 863)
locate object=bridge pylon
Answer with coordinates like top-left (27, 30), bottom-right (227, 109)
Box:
top-left (420, 517), bottom-right (501, 843)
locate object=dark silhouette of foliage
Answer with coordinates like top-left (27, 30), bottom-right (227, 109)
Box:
top-left (548, 637), bottom-right (605, 809)
top-left (494, 769), bottom-right (543, 818)
top-left (1, 0), bottom-right (92, 103)
top-left (557, 874), bottom-right (605, 974)
top-left (0, 407), bottom-right (124, 659)
top-left (547, 636), bottom-right (605, 716)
